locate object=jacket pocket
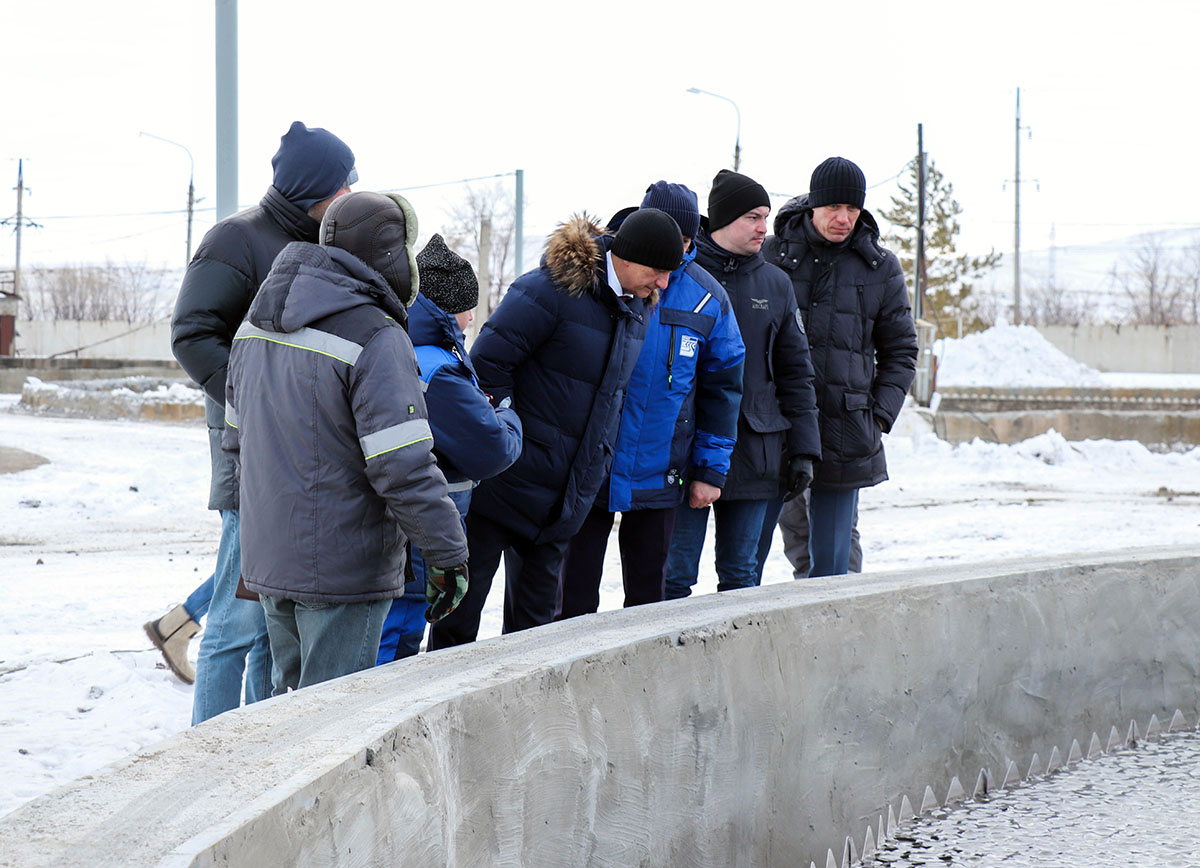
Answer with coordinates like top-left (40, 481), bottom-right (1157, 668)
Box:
top-left (840, 390), bottom-right (880, 459)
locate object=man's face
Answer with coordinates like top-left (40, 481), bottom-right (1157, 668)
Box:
top-left (712, 206), bottom-right (770, 256)
top-left (453, 308), bottom-right (475, 332)
top-left (812, 204), bottom-right (861, 243)
top-left (612, 255), bottom-right (672, 298)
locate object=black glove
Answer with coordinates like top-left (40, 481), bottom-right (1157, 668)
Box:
top-left (425, 563), bottom-right (469, 623)
top-left (784, 457), bottom-right (814, 502)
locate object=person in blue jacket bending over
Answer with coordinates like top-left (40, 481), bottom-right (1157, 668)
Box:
top-left (557, 182), bottom-right (745, 617)
top-left (376, 234), bottom-right (523, 663)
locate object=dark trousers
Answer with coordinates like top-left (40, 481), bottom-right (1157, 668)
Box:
top-left (428, 510), bottom-right (570, 649)
top-left (557, 504), bottom-right (677, 620)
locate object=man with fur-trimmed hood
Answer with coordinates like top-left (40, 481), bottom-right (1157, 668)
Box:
top-left (429, 208), bottom-right (683, 646)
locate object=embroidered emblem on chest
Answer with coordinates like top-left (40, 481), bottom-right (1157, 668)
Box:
top-left (751, 298), bottom-right (769, 310)
top-left (679, 335), bottom-right (699, 358)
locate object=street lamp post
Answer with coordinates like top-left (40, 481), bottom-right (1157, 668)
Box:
top-left (687, 87), bottom-right (741, 172)
top-left (139, 131), bottom-right (195, 265)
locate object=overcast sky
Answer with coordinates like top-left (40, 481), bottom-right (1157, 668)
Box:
top-left (3, 0), bottom-right (1197, 272)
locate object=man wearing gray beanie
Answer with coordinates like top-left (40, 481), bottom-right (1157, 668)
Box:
top-left (430, 208), bottom-right (681, 647)
top-left (761, 156), bottom-right (917, 578)
top-left (149, 122), bottom-right (357, 722)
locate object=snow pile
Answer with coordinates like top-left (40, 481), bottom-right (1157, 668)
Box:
top-left (935, 324), bottom-right (1104, 388)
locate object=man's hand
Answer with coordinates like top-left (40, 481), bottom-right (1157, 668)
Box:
top-left (425, 563), bottom-right (469, 623)
top-left (783, 457), bottom-right (814, 502)
top-left (689, 480), bottom-right (722, 509)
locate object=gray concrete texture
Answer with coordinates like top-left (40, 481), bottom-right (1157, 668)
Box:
top-left (1040, 324), bottom-right (1200, 374)
top-left (1, 549), bottom-right (1197, 868)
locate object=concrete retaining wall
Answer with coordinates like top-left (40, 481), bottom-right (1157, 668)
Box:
top-left (1, 549), bottom-right (1197, 868)
top-left (1039, 324), bottom-right (1200, 373)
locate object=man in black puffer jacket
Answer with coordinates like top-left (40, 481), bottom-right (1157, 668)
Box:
top-left (166, 122), bottom-right (356, 722)
top-left (665, 170), bottom-right (821, 598)
top-left (762, 157), bottom-right (917, 577)
top-left (429, 209), bottom-right (682, 644)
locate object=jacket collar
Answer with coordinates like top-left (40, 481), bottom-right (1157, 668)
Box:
top-left (261, 186), bottom-right (320, 243)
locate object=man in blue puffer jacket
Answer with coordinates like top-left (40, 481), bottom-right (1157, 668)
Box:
top-left (376, 235), bottom-right (522, 663)
top-left (558, 183), bottom-right (745, 617)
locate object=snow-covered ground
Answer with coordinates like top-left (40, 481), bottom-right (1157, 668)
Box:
top-left (2, 326), bottom-right (1199, 819)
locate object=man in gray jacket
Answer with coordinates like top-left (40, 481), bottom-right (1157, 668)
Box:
top-left (224, 191), bottom-right (468, 691)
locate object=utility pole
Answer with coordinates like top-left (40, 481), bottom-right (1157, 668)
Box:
top-left (1014, 88), bottom-right (1021, 325)
top-left (13, 160), bottom-right (25, 300)
top-left (140, 132), bottom-right (195, 264)
top-left (514, 168), bottom-right (524, 278)
top-left (915, 124), bottom-right (926, 323)
top-left (215, 0), bottom-right (238, 220)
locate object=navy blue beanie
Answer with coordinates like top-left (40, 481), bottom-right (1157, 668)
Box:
top-left (640, 181), bottom-right (700, 239)
top-left (271, 121), bottom-right (356, 211)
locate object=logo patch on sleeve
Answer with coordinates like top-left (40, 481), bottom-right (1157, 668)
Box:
top-left (679, 335), bottom-right (699, 358)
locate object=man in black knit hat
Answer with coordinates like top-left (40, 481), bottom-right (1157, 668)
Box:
top-left (149, 122), bottom-right (357, 722)
top-left (761, 157), bottom-right (917, 577)
top-left (665, 170), bottom-right (821, 598)
top-left (430, 209), bottom-right (682, 645)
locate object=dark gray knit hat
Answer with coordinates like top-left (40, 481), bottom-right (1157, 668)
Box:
top-left (416, 234), bottom-right (479, 314)
top-left (610, 208), bottom-right (683, 271)
top-left (320, 191), bottom-right (417, 305)
top-left (808, 157), bottom-right (866, 209)
top-left (640, 181), bottom-right (700, 239)
top-left (707, 169), bottom-right (771, 232)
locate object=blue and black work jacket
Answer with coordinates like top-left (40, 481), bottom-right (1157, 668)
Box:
top-left (606, 243), bottom-right (745, 511)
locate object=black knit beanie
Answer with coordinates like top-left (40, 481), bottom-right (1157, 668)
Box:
top-left (271, 121), bottom-right (356, 211)
top-left (610, 208), bottom-right (684, 271)
top-left (707, 169), bottom-right (770, 232)
top-left (808, 157), bottom-right (866, 209)
top-left (640, 181), bottom-right (700, 239)
top-left (416, 234), bottom-right (479, 314)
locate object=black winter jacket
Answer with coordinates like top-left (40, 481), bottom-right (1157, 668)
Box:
top-left (693, 228), bottom-right (821, 500)
top-left (467, 216), bottom-right (649, 544)
top-left (764, 197), bottom-right (918, 490)
top-left (171, 187), bottom-right (319, 510)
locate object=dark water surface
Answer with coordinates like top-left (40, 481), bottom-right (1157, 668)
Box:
top-left (867, 729), bottom-right (1200, 867)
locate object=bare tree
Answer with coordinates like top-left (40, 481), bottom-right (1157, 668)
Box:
top-left (19, 260), bottom-right (173, 323)
top-left (1021, 283), bottom-right (1098, 327)
top-left (1113, 236), bottom-right (1185, 325)
top-left (441, 182), bottom-right (516, 338)
top-left (1176, 232), bottom-right (1200, 325)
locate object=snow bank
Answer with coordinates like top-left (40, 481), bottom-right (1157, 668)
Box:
top-left (935, 323), bottom-right (1104, 387)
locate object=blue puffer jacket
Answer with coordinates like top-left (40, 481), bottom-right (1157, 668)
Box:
top-left (467, 215), bottom-right (649, 544)
top-left (606, 243), bottom-right (745, 511)
top-left (407, 292), bottom-right (523, 488)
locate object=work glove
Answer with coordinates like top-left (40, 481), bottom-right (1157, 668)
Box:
top-left (426, 563), bottom-right (469, 623)
top-left (783, 457), bottom-right (814, 502)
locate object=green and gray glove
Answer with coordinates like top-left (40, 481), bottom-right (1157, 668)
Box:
top-left (426, 563), bottom-right (469, 623)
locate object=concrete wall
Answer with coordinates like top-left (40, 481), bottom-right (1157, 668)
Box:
top-left (1039, 324), bottom-right (1200, 372)
top-left (12, 319), bottom-right (173, 360)
top-left (0, 358), bottom-right (186, 394)
top-left (1, 549), bottom-right (1197, 868)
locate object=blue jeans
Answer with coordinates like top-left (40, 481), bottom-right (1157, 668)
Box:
top-left (376, 488), bottom-right (472, 665)
top-left (261, 594), bottom-right (390, 693)
top-left (807, 487), bottom-right (860, 577)
top-left (191, 509), bottom-right (273, 725)
top-left (665, 499), bottom-right (770, 598)
top-left (183, 574), bottom-right (214, 622)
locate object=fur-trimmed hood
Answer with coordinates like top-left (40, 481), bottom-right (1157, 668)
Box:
top-left (544, 213), bottom-right (607, 297)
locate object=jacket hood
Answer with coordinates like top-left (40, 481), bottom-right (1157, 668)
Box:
top-left (773, 193), bottom-right (882, 241)
top-left (248, 242), bottom-right (408, 333)
top-left (770, 194), bottom-right (886, 268)
top-left (408, 291), bottom-right (463, 350)
top-left (544, 213), bottom-right (608, 297)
